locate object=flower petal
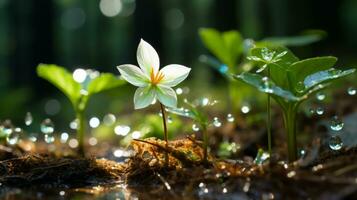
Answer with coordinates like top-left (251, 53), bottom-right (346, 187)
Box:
top-left (159, 64), bottom-right (191, 87)
top-left (134, 86), bottom-right (156, 109)
top-left (137, 39), bottom-right (160, 76)
top-left (117, 64), bottom-right (149, 87)
top-left (155, 85), bottom-right (177, 108)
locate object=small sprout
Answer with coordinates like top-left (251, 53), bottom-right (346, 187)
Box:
top-left (37, 64), bottom-right (125, 155)
top-left (235, 46), bottom-right (355, 161)
top-left (117, 39), bottom-right (191, 166)
top-left (167, 97), bottom-right (220, 163)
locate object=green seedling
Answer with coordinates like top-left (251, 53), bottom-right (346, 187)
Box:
top-left (234, 47), bottom-right (355, 161)
top-left (198, 28), bottom-right (324, 115)
top-left (117, 39), bottom-right (191, 166)
top-left (37, 64), bottom-right (126, 155)
top-left (168, 98), bottom-right (219, 163)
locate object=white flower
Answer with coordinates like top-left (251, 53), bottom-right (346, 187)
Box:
top-left (117, 39), bottom-right (191, 109)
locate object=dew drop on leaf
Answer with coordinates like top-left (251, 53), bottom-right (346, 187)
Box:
top-left (260, 77), bottom-right (274, 93)
top-left (192, 124), bottom-right (200, 132)
top-left (316, 92), bottom-right (326, 101)
top-left (329, 136), bottom-right (343, 151)
top-left (295, 81), bottom-right (306, 93)
top-left (316, 107), bottom-right (324, 115)
top-left (261, 48), bottom-right (275, 61)
top-left (347, 87), bottom-right (356, 95)
top-left (330, 116), bottom-right (344, 131)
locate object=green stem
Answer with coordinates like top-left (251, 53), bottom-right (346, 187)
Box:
top-left (267, 68), bottom-right (272, 158)
top-left (76, 110), bottom-right (85, 156)
top-left (160, 103), bottom-right (169, 167)
top-left (283, 107), bottom-right (297, 162)
top-left (202, 125), bottom-right (208, 163)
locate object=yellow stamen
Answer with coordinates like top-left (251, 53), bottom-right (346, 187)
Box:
top-left (150, 68), bottom-right (164, 85)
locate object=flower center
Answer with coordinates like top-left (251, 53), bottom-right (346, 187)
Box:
top-left (150, 68), bottom-right (164, 85)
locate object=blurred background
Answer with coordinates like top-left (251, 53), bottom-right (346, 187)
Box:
top-left (0, 0), bottom-right (356, 129)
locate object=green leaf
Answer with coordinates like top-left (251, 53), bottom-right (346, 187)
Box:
top-left (37, 64), bottom-right (81, 106)
top-left (87, 73), bottom-right (126, 95)
top-left (250, 46), bottom-right (299, 68)
top-left (260, 30), bottom-right (325, 47)
top-left (249, 47), bottom-right (298, 89)
top-left (199, 28), bottom-right (243, 70)
top-left (167, 107), bottom-right (196, 120)
top-left (289, 56), bottom-right (337, 86)
top-left (234, 72), bottom-right (299, 101)
top-left (303, 68), bottom-right (355, 91)
top-left (199, 55), bottom-right (230, 79)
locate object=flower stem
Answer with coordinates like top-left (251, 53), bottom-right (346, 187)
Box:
top-left (283, 107), bottom-right (297, 162)
top-left (76, 110), bottom-right (85, 156)
top-left (202, 125), bottom-right (208, 163)
top-left (160, 103), bottom-right (169, 167)
top-left (267, 68), bottom-right (272, 158)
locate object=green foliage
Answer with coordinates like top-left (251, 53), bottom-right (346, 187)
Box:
top-left (37, 64), bottom-right (125, 111)
top-left (259, 30), bottom-right (326, 47)
top-left (199, 28), bottom-right (243, 71)
top-left (37, 64), bottom-right (126, 154)
top-left (37, 64), bottom-right (81, 107)
top-left (234, 47), bottom-right (355, 161)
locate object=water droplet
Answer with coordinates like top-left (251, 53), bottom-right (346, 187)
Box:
top-left (309, 108), bottom-right (315, 115)
top-left (25, 112), bottom-right (33, 126)
top-left (44, 134), bottom-right (55, 143)
top-left (103, 113), bottom-right (116, 126)
top-left (68, 138), bottom-right (78, 148)
top-left (329, 136), bottom-right (343, 151)
top-left (219, 64), bottom-right (229, 74)
top-left (0, 120), bottom-right (13, 137)
top-left (241, 105), bottom-right (250, 114)
top-left (7, 128), bottom-right (21, 145)
top-left (60, 132), bottom-right (69, 143)
top-left (114, 125), bottom-right (130, 136)
top-left (175, 88), bottom-right (183, 95)
top-left (226, 114), bottom-right (235, 122)
top-left (59, 191), bottom-right (65, 196)
top-left (222, 187), bottom-right (228, 193)
top-left (70, 119), bottom-right (78, 130)
top-left (41, 119), bottom-right (54, 134)
top-left (316, 92), bottom-right (326, 101)
top-left (192, 124), bottom-right (200, 132)
top-left (260, 77), bottom-right (274, 93)
top-left (213, 117), bottom-right (222, 127)
top-left (89, 117), bottom-right (100, 128)
top-left (201, 98), bottom-right (209, 107)
top-left (330, 116), bottom-right (344, 131)
top-left (316, 107), bottom-right (324, 115)
top-left (28, 133), bottom-right (38, 142)
top-left (299, 149), bottom-right (306, 157)
top-left (73, 68), bottom-right (87, 83)
top-left (254, 149), bottom-right (270, 165)
top-left (261, 48), bottom-right (275, 61)
top-left (295, 81), bottom-right (305, 93)
top-left (131, 131), bottom-right (141, 139)
top-left (88, 137), bottom-right (98, 146)
top-left (167, 116), bottom-right (173, 123)
top-left (347, 87), bottom-right (356, 95)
